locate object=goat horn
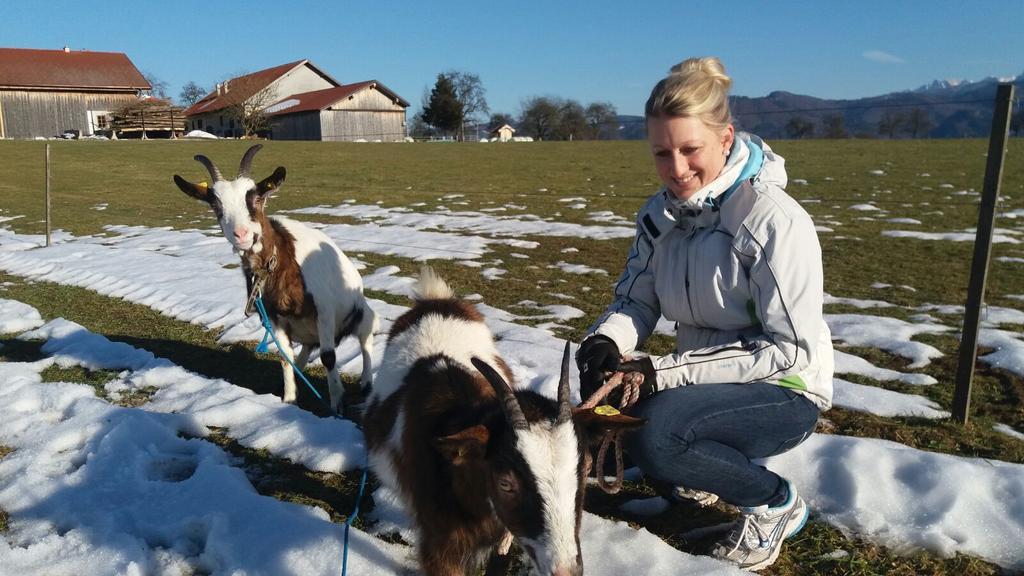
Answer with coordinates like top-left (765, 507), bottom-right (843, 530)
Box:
top-left (238, 144), bottom-right (263, 179)
top-left (193, 154), bottom-right (223, 182)
top-left (471, 357), bottom-right (529, 431)
top-left (555, 341), bottom-right (573, 424)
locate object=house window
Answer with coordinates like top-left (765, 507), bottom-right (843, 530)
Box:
top-left (87, 110), bottom-right (111, 135)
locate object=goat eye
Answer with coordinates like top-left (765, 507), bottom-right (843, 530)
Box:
top-left (497, 478), bottom-right (515, 493)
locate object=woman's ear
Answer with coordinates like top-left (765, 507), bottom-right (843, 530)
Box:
top-left (721, 124), bottom-right (735, 153)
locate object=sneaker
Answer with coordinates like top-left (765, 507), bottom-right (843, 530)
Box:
top-left (710, 480), bottom-right (809, 571)
top-left (671, 485), bottom-right (720, 508)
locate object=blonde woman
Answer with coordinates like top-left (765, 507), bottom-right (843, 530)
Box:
top-left (576, 57), bottom-right (833, 571)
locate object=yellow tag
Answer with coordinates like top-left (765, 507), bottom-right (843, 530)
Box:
top-left (199, 181), bottom-right (209, 190)
top-left (594, 405), bottom-right (620, 416)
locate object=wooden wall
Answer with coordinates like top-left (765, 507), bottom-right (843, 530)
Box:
top-left (0, 90), bottom-right (138, 138)
top-left (319, 109), bottom-right (406, 141)
top-left (267, 112), bottom-right (322, 141)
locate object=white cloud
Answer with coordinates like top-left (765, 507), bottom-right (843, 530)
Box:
top-left (863, 50), bottom-right (906, 64)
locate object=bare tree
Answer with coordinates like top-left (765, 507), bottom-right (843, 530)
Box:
top-left (179, 81), bottom-right (205, 107)
top-left (223, 77), bottom-right (278, 138)
top-left (584, 102), bottom-right (618, 140)
top-left (905, 108), bottom-right (932, 139)
top-left (554, 99), bottom-right (587, 140)
top-left (143, 71), bottom-right (169, 100)
top-left (878, 111), bottom-right (906, 139)
top-left (785, 116), bottom-right (814, 139)
top-left (822, 114), bottom-right (847, 139)
top-left (519, 96), bottom-right (560, 141)
top-left (446, 71), bottom-right (489, 141)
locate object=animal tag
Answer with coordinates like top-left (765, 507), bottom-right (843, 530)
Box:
top-left (594, 405), bottom-right (620, 416)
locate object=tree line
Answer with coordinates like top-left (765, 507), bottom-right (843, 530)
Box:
top-left (784, 108), bottom-right (936, 140)
top-left (414, 71), bottom-right (620, 141)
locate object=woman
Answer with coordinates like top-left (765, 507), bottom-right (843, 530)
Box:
top-left (576, 57), bottom-right (833, 571)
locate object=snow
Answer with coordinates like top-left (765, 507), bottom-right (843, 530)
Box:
top-left (1, 207), bottom-right (1024, 573)
top-left (0, 299), bottom-right (44, 334)
top-left (183, 130), bottom-right (217, 139)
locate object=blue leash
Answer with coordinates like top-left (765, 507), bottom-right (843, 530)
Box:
top-left (252, 295), bottom-right (368, 576)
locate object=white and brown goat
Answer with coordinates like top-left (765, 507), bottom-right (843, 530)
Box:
top-left (173, 145), bottom-right (377, 410)
top-left (364, 268), bottom-right (642, 576)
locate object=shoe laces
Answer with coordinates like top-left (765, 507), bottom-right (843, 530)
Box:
top-left (724, 510), bottom-right (772, 556)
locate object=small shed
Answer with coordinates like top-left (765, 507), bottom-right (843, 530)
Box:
top-left (491, 123), bottom-right (516, 142)
top-left (0, 46), bottom-right (151, 139)
top-left (266, 81), bottom-right (410, 141)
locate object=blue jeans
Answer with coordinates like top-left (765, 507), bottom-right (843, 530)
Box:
top-left (623, 383), bottom-right (819, 508)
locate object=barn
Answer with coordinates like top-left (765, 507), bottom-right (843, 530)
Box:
top-left (0, 46), bottom-right (151, 139)
top-left (265, 81), bottom-right (410, 141)
top-left (183, 60), bottom-right (409, 141)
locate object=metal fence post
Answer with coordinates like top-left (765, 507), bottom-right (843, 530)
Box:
top-left (45, 143), bottom-right (51, 247)
top-left (952, 83), bottom-right (1015, 424)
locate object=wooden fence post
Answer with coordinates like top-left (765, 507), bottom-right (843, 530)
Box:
top-left (45, 143), bottom-right (51, 247)
top-left (952, 83), bottom-right (1015, 424)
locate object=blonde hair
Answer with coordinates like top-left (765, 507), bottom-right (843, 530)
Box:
top-left (645, 57), bottom-right (733, 130)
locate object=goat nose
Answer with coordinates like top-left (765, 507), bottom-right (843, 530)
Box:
top-left (233, 228), bottom-right (249, 241)
top-left (551, 566), bottom-right (579, 576)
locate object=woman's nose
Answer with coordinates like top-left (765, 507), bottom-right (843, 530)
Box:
top-left (670, 154), bottom-right (688, 178)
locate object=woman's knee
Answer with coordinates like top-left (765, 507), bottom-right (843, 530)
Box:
top-left (624, 418), bottom-right (692, 476)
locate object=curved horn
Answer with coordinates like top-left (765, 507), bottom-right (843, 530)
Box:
top-left (471, 357), bottom-right (529, 431)
top-left (193, 154), bottom-right (223, 182)
top-left (238, 144), bottom-right (263, 179)
top-left (556, 341), bottom-right (572, 424)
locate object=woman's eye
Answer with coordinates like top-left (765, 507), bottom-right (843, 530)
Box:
top-left (682, 147), bottom-right (700, 155)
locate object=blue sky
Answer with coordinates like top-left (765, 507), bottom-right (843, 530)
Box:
top-left (2, 0), bottom-right (1021, 117)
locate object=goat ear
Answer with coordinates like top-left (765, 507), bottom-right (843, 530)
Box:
top-left (434, 424), bottom-right (490, 465)
top-left (256, 166), bottom-right (286, 197)
top-left (572, 407), bottom-right (645, 447)
top-left (173, 175), bottom-right (211, 201)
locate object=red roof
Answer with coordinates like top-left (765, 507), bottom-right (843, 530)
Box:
top-left (0, 47), bottom-right (150, 91)
top-left (183, 60), bottom-right (341, 116)
top-left (264, 81), bottom-right (410, 116)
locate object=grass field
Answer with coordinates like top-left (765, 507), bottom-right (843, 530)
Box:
top-left (1, 137), bottom-right (1023, 574)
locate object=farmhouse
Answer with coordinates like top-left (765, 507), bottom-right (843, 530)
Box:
top-left (183, 60), bottom-right (409, 141)
top-left (0, 46), bottom-right (151, 139)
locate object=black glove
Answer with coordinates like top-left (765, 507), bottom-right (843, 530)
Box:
top-left (617, 357), bottom-right (658, 400)
top-left (576, 335), bottom-right (620, 401)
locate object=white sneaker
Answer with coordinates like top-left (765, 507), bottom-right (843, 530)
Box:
top-left (672, 486), bottom-right (720, 507)
top-left (710, 480), bottom-right (809, 571)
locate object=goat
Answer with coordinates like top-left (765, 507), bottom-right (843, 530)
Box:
top-left (173, 145), bottom-right (377, 411)
top-left (364, 268), bottom-right (642, 576)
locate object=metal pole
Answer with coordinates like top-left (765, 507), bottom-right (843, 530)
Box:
top-left (952, 83), bottom-right (1015, 424)
top-left (45, 143), bottom-right (51, 247)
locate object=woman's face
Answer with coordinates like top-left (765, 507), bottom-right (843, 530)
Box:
top-left (648, 116), bottom-right (734, 200)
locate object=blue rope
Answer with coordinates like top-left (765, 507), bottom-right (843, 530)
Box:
top-left (342, 466), bottom-right (369, 576)
top-left (251, 295), bottom-right (369, 576)
top-left (253, 296), bottom-right (325, 404)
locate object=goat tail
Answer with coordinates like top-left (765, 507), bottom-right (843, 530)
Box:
top-left (412, 265), bottom-right (455, 301)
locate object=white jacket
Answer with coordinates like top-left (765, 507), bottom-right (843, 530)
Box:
top-left (587, 133), bottom-right (833, 410)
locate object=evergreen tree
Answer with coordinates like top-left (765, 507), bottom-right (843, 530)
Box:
top-left (422, 74), bottom-right (463, 138)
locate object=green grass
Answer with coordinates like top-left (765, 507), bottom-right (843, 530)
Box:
top-left (1, 138), bottom-right (1022, 574)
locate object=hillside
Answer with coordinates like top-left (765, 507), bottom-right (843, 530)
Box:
top-left (617, 73), bottom-right (1023, 140)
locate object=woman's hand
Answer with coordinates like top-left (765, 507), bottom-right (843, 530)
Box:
top-left (576, 335), bottom-right (621, 401)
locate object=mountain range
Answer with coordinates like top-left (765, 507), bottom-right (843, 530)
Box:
top-left (617, 73), bottom-right (1023, 140)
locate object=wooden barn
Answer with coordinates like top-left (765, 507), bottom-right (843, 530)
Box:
top-left (183, 60), bottom-right (409, 141)
top-left (0, 46), bottom-right (151, 139)
top-left (266, 81), bottom-right (410, 141)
